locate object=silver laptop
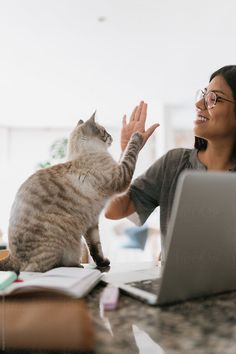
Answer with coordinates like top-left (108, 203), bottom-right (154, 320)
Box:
top-left (104, 171), bottom-right (236, 305)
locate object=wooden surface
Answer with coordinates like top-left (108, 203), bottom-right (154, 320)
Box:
top-left (0, 293), bottom-right (94, 352)
top-left (0, 250), bottom-right (9, 260)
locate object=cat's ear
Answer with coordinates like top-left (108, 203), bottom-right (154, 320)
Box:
top-left (88, 111), bottom-right (96, 124)
top-left (77, 119), bottom-right (84, 126)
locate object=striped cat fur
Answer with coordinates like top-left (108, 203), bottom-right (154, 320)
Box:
top-left (0, 113), bottom-right (143, 272)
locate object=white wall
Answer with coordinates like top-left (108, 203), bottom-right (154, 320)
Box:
top-left (0, 126), bottom-right (71, 234)
top-left (0, 0), bottom-right (236, 129)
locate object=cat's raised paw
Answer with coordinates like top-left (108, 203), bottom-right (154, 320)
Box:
top-left (132, 132), bottom-right (143, 144)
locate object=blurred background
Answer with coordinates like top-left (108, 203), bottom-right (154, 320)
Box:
top-left (0, 0), bottom-right (235, 261)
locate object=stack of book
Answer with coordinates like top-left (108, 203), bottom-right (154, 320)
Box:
top-left (0, 266), bottom-right (101, 351)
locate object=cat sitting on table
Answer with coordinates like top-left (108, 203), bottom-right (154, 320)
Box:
top-left (0, 113), bottom-right (143, 272)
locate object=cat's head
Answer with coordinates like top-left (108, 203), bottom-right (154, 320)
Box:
top-left (67, 112), bottom-right (113, 159)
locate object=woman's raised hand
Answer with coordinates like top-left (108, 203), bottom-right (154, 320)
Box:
top-left (120, 101), bottom-right (160, 152)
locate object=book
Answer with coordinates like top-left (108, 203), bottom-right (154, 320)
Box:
top-left (0, 266), bottom-right (102, 298)
top-left (0, 295), bottom-right (95, 351)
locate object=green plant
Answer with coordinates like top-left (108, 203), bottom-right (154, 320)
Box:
top-left (37, 137), bottom-right (68, 169)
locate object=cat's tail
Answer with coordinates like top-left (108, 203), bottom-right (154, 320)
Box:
top-left (0, 253), bottom-right (20, 274)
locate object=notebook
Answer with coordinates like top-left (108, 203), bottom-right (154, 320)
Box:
top-left (104, 171), bottom-right (236, 305)
top-left (0, 267), bottom-right (103, 298)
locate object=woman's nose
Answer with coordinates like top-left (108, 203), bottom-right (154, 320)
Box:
top-left (195, 97), bottom-right (207, 111)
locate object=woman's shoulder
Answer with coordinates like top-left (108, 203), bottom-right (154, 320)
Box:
top-left (155, 148), bottom-right (196, 174)
top-left (143, 148), bottom-right (196, 178)
top-left (164, 147), bottom-right (194, 164)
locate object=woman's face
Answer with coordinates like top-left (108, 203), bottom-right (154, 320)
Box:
top-left (194, 75), bottom-right (236, 144)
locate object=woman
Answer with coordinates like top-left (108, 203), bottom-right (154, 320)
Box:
top-left (105, 65), bottom-right (236, 261)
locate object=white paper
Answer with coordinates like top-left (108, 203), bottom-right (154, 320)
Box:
top-left (102, 265), bottom-right (161, 284)
top-left (132, 325), bottom-right (166, 354)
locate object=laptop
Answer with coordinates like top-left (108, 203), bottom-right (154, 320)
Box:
top-left (103, 171), bottom-right (236, 305)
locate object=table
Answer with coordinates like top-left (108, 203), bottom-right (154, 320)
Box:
top-left (87, 283), bottom-right (236, 354)
top-left (1, 262), bottom-right (236, 354)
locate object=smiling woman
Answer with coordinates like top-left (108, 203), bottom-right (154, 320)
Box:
top-left (195, 65), bottom-right (236, 169)
top-left (105, 65), bottom-right (236, 262)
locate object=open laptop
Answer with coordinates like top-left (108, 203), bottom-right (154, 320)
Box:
top-left (103, 171), bottom-right (236, 305)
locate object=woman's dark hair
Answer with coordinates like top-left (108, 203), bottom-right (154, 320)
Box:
top-left (194, 65), bottom-right (236, 151)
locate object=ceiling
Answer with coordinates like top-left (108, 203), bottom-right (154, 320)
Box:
top-left (0, 0), bottom-right (236, 127)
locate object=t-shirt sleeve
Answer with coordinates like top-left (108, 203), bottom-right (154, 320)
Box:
top-left (129, 153), bottom-right (166, 225)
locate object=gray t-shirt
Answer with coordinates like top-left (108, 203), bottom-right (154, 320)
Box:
top-left (129, 148), bottom-right (207, 259)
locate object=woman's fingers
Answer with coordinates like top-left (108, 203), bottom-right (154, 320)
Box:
top-left (121, 101), bottom-right (159, 151)
top-left (122, 115), bottom-right (127, 127)
top-left (130, 106), bottom-right (138, 122)
top-left (134, 101), bottom-right (144, 121)
top-left (125, 101), bottom-right (158, 135)
top-left (128, 101), bottom-right (146, 123)
top-left (144, 123), bottom-right (160, 140)
top-left (139, 102), bottom-right (147, 125)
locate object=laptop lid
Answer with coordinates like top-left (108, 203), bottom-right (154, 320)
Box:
top-left (157, 170), bottom-right (236, 305)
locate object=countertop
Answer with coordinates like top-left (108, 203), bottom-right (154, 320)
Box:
top-left (1, 260), bottom-right (236, 354)
top-left (87, 283), bottom-right (236, 354)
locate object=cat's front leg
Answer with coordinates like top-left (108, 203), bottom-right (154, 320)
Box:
top-left (84, 225), bottom-right (110, 267)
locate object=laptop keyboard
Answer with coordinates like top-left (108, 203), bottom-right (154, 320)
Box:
top-left (128, 279), bottom-right (161, 294)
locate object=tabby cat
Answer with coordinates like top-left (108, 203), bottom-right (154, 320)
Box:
top-left (0, 113), bottom-right (143, 272)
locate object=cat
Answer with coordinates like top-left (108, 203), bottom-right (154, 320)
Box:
top-left (0, 113), bottom-right (143, 272)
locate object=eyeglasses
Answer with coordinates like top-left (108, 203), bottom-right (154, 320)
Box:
top-left (195, 89), bottom-right (235, 109)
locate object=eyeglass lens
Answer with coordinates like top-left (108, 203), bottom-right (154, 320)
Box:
top-left (196, 90), bottom-right (216, 109)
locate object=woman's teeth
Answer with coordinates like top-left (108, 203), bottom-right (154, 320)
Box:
top-left (197, 116), bottom-right (208, 122)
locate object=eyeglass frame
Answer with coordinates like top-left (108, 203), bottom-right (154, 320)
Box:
top-left (196, 89), bottom-right (235, 109)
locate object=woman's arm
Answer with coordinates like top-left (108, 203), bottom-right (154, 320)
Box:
top-left (104, 193), bottom-right (135, 219)
top-left (105, 100), bottom-right (159, 220)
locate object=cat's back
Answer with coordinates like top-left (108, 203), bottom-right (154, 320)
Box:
top-left (16, 161), bottom-right (72, 198)
top-left (10, 162), bottom-right (75, 222)
top-left (10, 154), bottom-right (113, 225)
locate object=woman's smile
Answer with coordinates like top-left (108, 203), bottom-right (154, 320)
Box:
top-left (194, 113), bottom-right (209, 125)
